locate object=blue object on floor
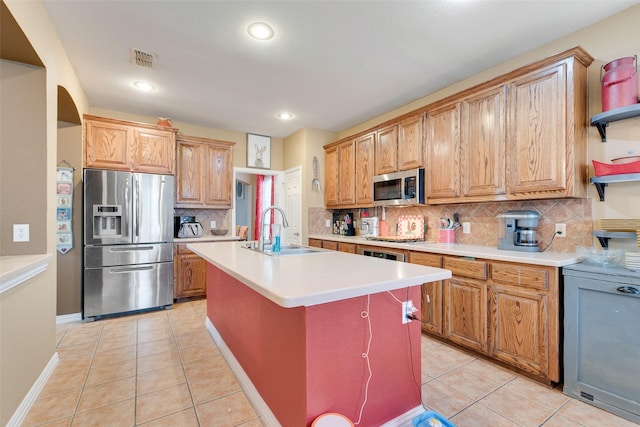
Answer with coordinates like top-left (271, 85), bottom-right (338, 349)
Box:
top-left (412, 410), bottom-right (457, 427)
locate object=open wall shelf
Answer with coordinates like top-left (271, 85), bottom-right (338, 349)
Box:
top-left (590, 173), bottom-right (640, 201)
top-left (593, 230), bottom-right (638, 248)
top-left (590, 103), bottom-right (640, 142)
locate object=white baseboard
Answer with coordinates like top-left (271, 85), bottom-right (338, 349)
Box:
top-left (56, 312), bottom-right (82, 324)
top-left (6, 352), bottom-right (59, 427)
top-left (205, 317), bottom-right (281, 427)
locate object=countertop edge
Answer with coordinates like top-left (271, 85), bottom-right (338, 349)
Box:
top-left (187, 242), bottom-right (451, 308)
top-left (0, 254), bottom-right (53, 295)
top-left (308, 234), bottom-right (581, 267)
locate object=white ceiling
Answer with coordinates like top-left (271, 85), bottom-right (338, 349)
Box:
top-left (43, 0), bottom-right (638, 138)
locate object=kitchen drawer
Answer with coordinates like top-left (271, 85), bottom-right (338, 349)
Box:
top-left (338, 242), bottom-right (357, 254)
top-left (308, 238), bottom-right (323, 248)
top-left (490, 262), bottom-right (549, 291)
top-left (409, 251), bottom-right (442, 268)
top-left (444, 256), bottom-right (487, 280)
top-left (322, 240), bottom-right (338, 251)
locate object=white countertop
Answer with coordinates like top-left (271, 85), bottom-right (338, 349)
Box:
top-left (0, 253), bottom-right (52, 294)
top-left (188, 241), bottom-right (451, 308)
top-left (309, 234), bottom-right (581, 267)
top-left (173, 236), bottom-right (243, 243)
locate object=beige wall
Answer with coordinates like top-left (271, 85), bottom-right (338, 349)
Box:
top-left (56, 124), bottom-right (82, 315)
top-left (336, 4), bottom-right (640, 251)
top-left (1, 0), bottom-right (89, 423)
top-left (283, 128), bottom-right (337, 241)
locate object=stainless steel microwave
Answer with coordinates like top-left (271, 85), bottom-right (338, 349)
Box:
top-left (373, 168), bottom-right (425, 206)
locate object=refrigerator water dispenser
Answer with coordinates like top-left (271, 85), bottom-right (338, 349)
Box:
top-left (93, 204), bottom-right (122, 237)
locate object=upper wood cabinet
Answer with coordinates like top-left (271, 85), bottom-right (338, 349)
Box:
top-left (461, 85), bottom-right (507, 198)
top-left (398, 113), bottom-right (425, 171)
top-left (355, 132), bottom-right (375, 206)
top-left (325, 135), bottom-right (374, 208)
top-left (84, 115), bottom-right (176, 174)
top-left (338, 140), bottom-right (356, 205)
top-left (324, 145), bottom-right (339, 208)
top-left (375, 124), bottom-right (398, 175)
top-left (426, 102), bottom-right (461, 199)
top-left (506, 56), bottom-right (589, 199)
top-left (175, 135), bottom-right (234, 209)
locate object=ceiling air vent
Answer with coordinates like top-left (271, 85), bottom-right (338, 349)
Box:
top-left (130, 48), bottom-right (154, 68)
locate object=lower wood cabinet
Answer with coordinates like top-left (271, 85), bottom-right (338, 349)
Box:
top-left (308, 238), bottom-right (323, 248)
top-left (408, 252), bottom-right (443, 335)
top-left (174, 244), bottom-right (206, 300)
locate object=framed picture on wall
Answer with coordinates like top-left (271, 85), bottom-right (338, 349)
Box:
top-left (247, 133), bottom-right (271, 169)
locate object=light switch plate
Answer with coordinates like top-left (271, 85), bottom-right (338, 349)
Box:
top-left (462, 222), bottom-right (471, 234)
top-left (13, 224), bottom-right (29, 242)
top-left (210, 220), bottom-right (216, 229)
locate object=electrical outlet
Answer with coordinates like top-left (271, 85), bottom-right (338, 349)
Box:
top-left (210, 220), bottom-right (216, 229)
top-left (402, 300), bottom-right (417, 324)
top-left (462, 222), bottom-right (471, 234)
top-left (13, 224), bottom-right (29, 242)
top-left (325, 219), bottom-right (331, 228)
top-left (555, 223), bottom-right (567, 238)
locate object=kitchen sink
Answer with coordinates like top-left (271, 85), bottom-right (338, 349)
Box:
top-left (243, 244), bottom-right (326, 256)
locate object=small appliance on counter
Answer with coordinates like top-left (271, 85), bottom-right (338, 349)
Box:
top-left (332, 212), bottom-right (355, 236)
top-left (360, 216), bottom-right (379, 237)
top-left (497, 210), bottom-right (541, 252)
top-left (174, 215), bottom-right (203, 238)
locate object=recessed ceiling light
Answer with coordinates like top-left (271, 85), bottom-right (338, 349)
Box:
top-left (248, 22), bottom-right (274, 40)
top-left (133, 80), bottom-right (155, 91)
top-left (277, 112), bottom-right (294, 120)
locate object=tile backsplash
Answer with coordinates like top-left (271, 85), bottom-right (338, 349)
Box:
top-left (174, 209), bottom-right (232, 236)
top-left (308, 198), bottom-right (593, 253)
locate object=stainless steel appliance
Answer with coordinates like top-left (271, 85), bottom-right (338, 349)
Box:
top-left (497, 210), bottom-right (541, 252)
top-left (563, 263), bottom-right (640, 424)
top-left (373, 168), bottom-right (425, 206)
top-left (83, 169), bottom-right (174, 319)
top-left (360, 216), bottom-right (379, 237)
top-left (357, 246), bottom-right (406, 262)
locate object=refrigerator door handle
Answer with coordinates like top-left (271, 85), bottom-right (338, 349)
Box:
top-left (135, 179), bottom-right (141, 238)
top-left (110, 265), bottom-right (154, 273)
top-left (109, 246), bottom-right (155, 252)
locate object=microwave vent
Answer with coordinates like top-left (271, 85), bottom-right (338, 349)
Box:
top-left (129, 48), bottom-right (154, 68)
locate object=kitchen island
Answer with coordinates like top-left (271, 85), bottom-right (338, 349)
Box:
top-left (188, 241), bottom-right (451, 427)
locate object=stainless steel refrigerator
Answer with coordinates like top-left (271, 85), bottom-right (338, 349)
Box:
top-left (83, 169), bottom-right (174, 319)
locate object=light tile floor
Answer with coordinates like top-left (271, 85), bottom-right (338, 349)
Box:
top-left (23, 300), bottom-right (636, 426)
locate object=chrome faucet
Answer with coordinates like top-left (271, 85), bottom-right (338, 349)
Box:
top-left (258, 206), bottom-right (290, 251)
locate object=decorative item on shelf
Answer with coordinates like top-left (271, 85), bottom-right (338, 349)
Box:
top-left (247, 133), bottom-right (271, 169)
top-left (611, 154), bottom-right (640, 164)
top-left (210, 229), bottom-right (228, 236)
top-left (156, 117), bottom-right (172, 127)
top-left (600, 55), bottom-right (638, 112)
top-left (592, 159), bottom-right (640, 176)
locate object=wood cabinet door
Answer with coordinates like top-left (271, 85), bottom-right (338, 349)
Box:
top-left (409, 251), bottom-right (443, 335)
top-left (133, 127), bottom-right (176, 174)
top-left (338, 140), bottom-right (356, 205)
top-left (174, 250), bottom-right (206, 299)
top-left (176, 139), bottom-right (204, 205)
top-left (375, 124), bottom-right (398, 175)
top-left (488, 285), bottom-right (550, 379)
top-left (355, 133), bottom-right (375, 206)
top-left (398, 113), bottom-right (424, 171)
top-left (507, 64), bottom-right (567, 195)
top-left (204, 143), bottom-right (232, 207)
top-left (443, 276), bottom-right (487, 353)
top-left (324, 146), bottom-right (339, 207)
top-left (84, 119), bottom-right (132, 170)
top-left (426, 103), bottom-right (461, 199)
top-left (461, 86), bottom-right (507, 197)
top-left (308, 238), bottom-right (323, 248)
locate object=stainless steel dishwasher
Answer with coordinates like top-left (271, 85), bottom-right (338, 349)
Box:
top-left (563, 263), bottom-right (640, 423)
